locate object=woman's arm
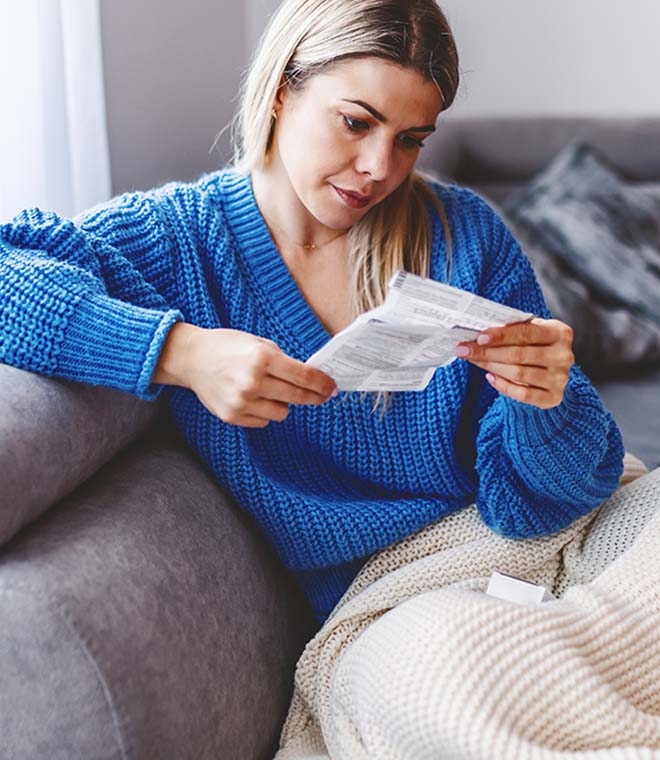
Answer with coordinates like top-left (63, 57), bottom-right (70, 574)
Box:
top-left (0, 191), bottom-right (184, 399)
top-left (475, 362), bottom-right (624, 537)
top-left (463, 194), bottom-right (624, 538)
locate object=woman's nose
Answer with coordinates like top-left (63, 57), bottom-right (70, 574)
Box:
top-left (355, 138), bottom-right (393, 181)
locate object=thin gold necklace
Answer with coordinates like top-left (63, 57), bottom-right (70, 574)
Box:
top-left (268, 220), bottom-right (347, 251)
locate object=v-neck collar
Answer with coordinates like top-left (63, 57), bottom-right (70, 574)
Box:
top-left (220, 169), bottom-right (332, 357)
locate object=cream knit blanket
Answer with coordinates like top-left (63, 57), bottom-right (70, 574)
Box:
top-left (275, 454), bottom-right (660, 760)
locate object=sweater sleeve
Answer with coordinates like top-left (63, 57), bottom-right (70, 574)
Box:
top-left (0, 191), bottom-right (184, 400)
top-left (467, 193), bottom-right (625, 538)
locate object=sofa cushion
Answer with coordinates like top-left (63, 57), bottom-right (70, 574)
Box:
top-left (0, 363), bottom-right (158, 546)
top-left (500, 142), bottom-right (660, 372)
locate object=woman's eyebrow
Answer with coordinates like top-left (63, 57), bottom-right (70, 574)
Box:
top-left (341, 99), bottom-right (436, 133)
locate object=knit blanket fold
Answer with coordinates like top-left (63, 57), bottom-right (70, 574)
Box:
top-left (275, 454), bottom-right (660, 760)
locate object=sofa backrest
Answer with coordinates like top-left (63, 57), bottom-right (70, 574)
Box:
top-left (0, 364), bottom-right (159, 546)
top-left (420, 116), bottom-right (660, 202)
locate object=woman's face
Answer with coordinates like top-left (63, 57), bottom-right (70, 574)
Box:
top-left (271, 56), bottom-right (444, 230)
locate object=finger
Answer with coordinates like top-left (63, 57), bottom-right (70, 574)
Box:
top-left (477, 318), bottom-right (556, 347)
top-left (213, 394), bottom-right (291, 426)
top-left (268, 352), bottom-right (337, 397)
top-left (209, 407), bottom-right (272, 428)
top-left (240, 397), bottom-right (291, 422)
top-left (261, 374), bottom-right (334, 405)
top-left (456, 343), bottom-right (550, 367)
top-left (235, 414), bottom-right (272, 428)
top-left (471, 361), bottom-right (550, 389)
top-left (486, 372), bottom-right (559, 409)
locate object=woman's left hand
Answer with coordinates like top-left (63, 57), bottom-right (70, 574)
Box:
top-left (455, 318), bottom-right (575, 409)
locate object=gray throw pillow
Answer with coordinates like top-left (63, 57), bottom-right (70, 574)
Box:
top-left (500, 141), bottom-right (660, 373)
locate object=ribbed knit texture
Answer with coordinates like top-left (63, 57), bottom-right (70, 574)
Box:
top-left (0, 168), bottom-right (624, 622)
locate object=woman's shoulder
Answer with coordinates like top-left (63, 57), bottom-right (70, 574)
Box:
top-left (421, 174), bottom-right (504, 229)
top-left (422, 173), bottom-right (525, 262)
top-left (115, 167), bottom-right (248, 247)
top-left (141, 166), bottom-right (238, 205)
top-left (74, 168), bottom-right (237, 233)
top-left (418, 173), bottom-right (544, 302)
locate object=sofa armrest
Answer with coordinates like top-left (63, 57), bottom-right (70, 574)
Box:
top-left (0, 363), bottom-right (159, 547)
top-left (0, 424), bottom-right (316, 760)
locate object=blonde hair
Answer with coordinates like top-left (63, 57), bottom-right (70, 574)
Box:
top-left (232, 0), bottom-right (459, 415)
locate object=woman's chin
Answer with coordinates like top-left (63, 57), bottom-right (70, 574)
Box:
top-left (316, 211), bottom-right (360, 231)
top-left (305, 202), bottom-right (359, 231)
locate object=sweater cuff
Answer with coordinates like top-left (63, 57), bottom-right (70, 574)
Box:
top-left (501, 381), bottom-right (582, 448)
top-left (57, 292), bottom-right (183, 400)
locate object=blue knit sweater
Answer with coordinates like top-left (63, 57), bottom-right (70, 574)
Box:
top-left (0, 168), bottom-right (624, 621)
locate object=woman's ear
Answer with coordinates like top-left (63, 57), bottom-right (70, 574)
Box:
top-left (273, 75), bottom-right (289, 115)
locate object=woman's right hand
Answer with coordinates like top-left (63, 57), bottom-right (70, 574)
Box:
top-left (153, 323), bottom-right (338, 428)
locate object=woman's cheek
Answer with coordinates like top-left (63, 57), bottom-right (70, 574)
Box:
top-left (315, 121), bottom-right (346, 154)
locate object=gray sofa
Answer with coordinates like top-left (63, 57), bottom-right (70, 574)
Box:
top-left (1, 117), bottom-right (659, 760)
top-left (0, 365), bottom-right (316, 759)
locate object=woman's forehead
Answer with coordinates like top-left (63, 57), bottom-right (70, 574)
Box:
top-left (307, 57), bottom-right (444, 120)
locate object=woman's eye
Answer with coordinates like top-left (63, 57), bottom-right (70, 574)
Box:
top-left (343, 115), bottom-right (369, 133)
top-left (400, 135), bottom-right (425, 150)
top-left (341, 115), bottom-right (424, 149)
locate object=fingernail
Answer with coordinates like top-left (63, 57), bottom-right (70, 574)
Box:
top-left (477, 334), bottom-right (491, 345)
top-left (486, 372), bottom-right (496, 384)
top-left (455, 345), bottom-right (470, 358)
top-left (331, 387), bottom-right (339, 397)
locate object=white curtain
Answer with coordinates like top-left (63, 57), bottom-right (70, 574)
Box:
top-left (0, 0), bottom-right (111, 223)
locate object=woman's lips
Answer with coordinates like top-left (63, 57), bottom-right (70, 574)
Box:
top-left (332, 185), bottom-right (371, 209)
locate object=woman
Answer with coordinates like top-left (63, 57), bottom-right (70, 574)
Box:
top-left (0, 0), bottom-right (623, 624)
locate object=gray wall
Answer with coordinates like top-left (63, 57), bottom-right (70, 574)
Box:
top-left (440, 0), bottom-right (660, 118)
top-left (100, 0), bottom-right (248, 194)
top-left (250, 0), bottom-right (660, 118)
